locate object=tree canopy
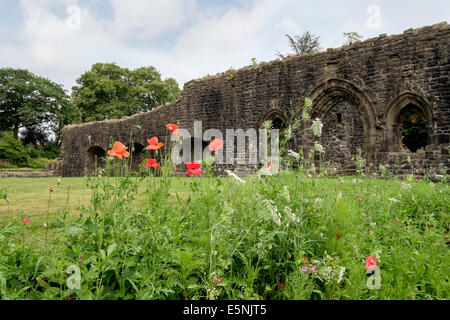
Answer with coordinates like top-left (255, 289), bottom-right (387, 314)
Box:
top-left (0, 68), bottom-right (74, 144)
top-left (72, 63), bottom-right (181, 123)
top-left (277, 31), bottom-right (321, 58)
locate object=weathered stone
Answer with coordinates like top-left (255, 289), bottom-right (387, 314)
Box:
top-left (61, 23), bottom-right (450, 177)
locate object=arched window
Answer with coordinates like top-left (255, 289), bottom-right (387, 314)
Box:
top-left (398, 104), bottom-right (428, 152)
top-left (384, 93), bottom-right (433, 153)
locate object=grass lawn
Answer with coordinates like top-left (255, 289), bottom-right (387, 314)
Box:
top-left (0, 172), bottom-right (449, 300)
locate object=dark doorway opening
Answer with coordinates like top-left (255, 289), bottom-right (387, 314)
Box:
top-left (399, 105), bottom-right (428, 153)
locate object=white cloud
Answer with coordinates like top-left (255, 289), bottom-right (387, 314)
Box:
top-left (0, 0), bottom-right (449, 94)
top-left (109, 0), bottom-right (197, 40)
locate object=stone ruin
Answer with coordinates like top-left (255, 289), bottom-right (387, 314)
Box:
top-left (60, 22), bottom-right (450, 177)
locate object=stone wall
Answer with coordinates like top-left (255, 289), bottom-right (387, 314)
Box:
top-left (61, 22), bottom-right (450, 177)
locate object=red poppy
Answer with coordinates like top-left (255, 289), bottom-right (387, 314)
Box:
top-left (209, 138), bottom-right (224, 152)
top-left (336, 233), bottom-right (342, 239)
top-left (393, 219), bottom-right (397, 223)
top-left (212, 276), bottom-right (222, 285)
top-left (165, 123), bottom-right (180, 135)
top-left (186, 162), bottom-right (201, 170)
top-left (22, 219), bottom-right (30, 224)
top-left (303, 257), bottom-right (308, 261)
top-left (365, 256), bottom-right (377, 272)
top-left (186, 168), bottom-right (203, 175)
top-left (279, 283), bottom-right (287, 289)
top-left (145, 137), bottom-right (164, 150)
top-left (107, 141), bottom-right (130, 159)
top-left (144, 158), bottom-right (160, 169)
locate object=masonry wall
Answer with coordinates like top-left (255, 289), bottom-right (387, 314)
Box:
top-left (61, 22), bottom-right (450, 177)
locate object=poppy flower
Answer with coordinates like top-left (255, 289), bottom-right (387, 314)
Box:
top-left (212, 276), bottom-right (222, 285)
top-left (186, 162), bottom-right (201, 170)
top-left (279, 283), bottom-right (287, 289)
top-left (186, 168), bottom-right (203, 175)
top-left (145, 137), bottom-right (164, 150)
top-left (209, 138), bottom-right (224, 152)
top-left (144, 158), bottom-right (159, 169)
top-left (165, 123), bottom-right (180, 135)
top-left (22, 219), bottom-right (30, 224)
top-left (107, 141), bottom-right (130, 159)
top-left (365, 256), bottom-right (377, 272)
top-left (303, 257), bottom-right (308, 261)
top-left (336, 232), bottom-right (342, 239)
top-left (49, 186), bottom-right (54, 192)
top-left (393, 219), bottom-right (397, 223)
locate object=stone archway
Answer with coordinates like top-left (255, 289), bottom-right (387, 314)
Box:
top-left (308, 79), bottom-right (377, 171)
top-left (384, 92), bottom-right (433, 153)
top-left (86, 146), bottom-right (106, 175)
top-left (258, 109), bottom-right (289, 130)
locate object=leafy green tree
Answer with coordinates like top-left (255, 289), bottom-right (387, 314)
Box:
top-left (343, 32), bottom-right (363, 45)
top-left (277, 31), bottom-right (321, 58)
top-left (0, 131), bottom-right (30, 166)
top-left (0, 68), bottom-right (74, 144)
top-left (72, 63), bottom-right (181, 122)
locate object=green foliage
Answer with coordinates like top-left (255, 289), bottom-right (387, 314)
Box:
top-left (72, 63), bottom-right (182, 123)
top-left (0, 132), bottom-right (30, 166)
top-left (28, 157), bottom-right (52, 169)
top-left (0, 68), bottom-right (74, 144)
top-left (402, 117), bottom-right (428, 152)
top-left (343, 32), bottom-right (363, 45)
top-left (0, 155), bottom-right (448, 300)
top-left (277, 31), bottom-right (321, 58)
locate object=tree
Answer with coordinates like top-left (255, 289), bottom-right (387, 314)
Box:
top-left (0, 68), bottom-right (74, 144)
top-left (72, 63), bottom-right (181, 123)
top-left (343, 32), bottom-right (363, 45)
top-left (277, 31), bottom-right (321, 58)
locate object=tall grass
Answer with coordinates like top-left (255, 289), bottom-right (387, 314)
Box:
top-left (0, 156), bottom-right (448, 299)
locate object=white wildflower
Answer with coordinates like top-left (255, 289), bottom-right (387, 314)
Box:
top-left (313, 141), bottom-right (325, 154)
top-left (401, 183), bottom-right (412, 190)
top-left (302, 111), bottom-right (310, 120)
top-left (284, 206), bottom-right (299, 223)
top-left (337, 266), bottom-right (346, 284)
top-left (287, 150), bottom-right (300, 160)
top-left (263, 199), bottom-right (281, 226)
top-left (282, 186), bottom-right (290, 203)
top-left (257, 167), bottom-right (273, 177)
top-left (388, 198), bottom-right (400, 202)
top-left (225, 170), bottom-right (246, 184)
top-left (311, 118), bottom-right (323, 137)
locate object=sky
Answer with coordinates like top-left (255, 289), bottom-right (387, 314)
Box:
top-left (1, 0), bottom-right (449, 94)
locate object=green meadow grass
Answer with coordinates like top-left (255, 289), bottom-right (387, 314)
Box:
top-left (0, 172), bottom-right (448, 300)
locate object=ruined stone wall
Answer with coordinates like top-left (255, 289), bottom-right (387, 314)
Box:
top-left (61, 22), bottom-right (450, 177)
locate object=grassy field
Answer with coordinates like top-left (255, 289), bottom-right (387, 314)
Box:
top-left (0, 172), bottom-right (449, 300)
